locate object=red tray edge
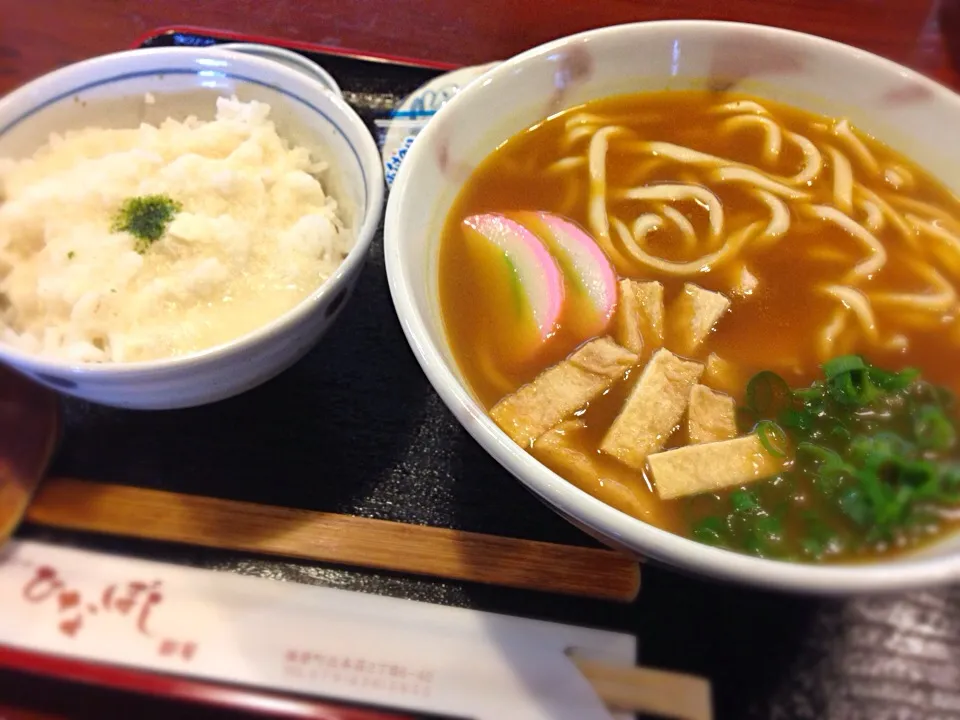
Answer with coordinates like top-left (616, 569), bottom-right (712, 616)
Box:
top-left (0, 644), bottom-right (415, 720)
top-left (129, 25), bottom-right (463, 72)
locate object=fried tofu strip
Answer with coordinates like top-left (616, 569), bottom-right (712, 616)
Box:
top-left (491, 337), bottom-right (637, 447)
top-left (615, 279), bottom-right (664, 357)
top-left (670, 283), bottom-right (730, 354)
top-left (534, 421), bottom-right (648, 517)
top-left (600, 349), bottom-right (703, 470)
top-left (703, 352), bottom-right (742, 395)
top-left (648, 434), bottom-right (783, 500)
top-left (687, 385), bottom-right (738, 444)
top-left (733, 266), bottom-right (759, 297)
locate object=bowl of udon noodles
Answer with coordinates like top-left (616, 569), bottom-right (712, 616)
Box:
top-left (385, 20), bottom-right (960, 592)
top-left (0, 47), bottom-right (383, 409)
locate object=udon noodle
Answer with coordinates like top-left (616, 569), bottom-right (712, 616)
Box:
top-left (569, 97), bottom-right (958, 345)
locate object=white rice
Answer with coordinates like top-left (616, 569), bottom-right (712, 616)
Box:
top-left (0, 96), bottom-right (352, 363)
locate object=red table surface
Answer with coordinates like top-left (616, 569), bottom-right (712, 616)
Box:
top-left (2, 1), bottom-right (960, 719)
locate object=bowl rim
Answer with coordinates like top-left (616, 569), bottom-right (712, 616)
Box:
top-left (216, 42), bottom-right (345, 97)
top-left (0, 46), bottom-right (384, 377)
top-left (385, 19), bottom-right (960, 593)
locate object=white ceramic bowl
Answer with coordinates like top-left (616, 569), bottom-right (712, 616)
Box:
top-left (217, 43), bottom-right (344, 96)
top-left (0, 47), bottom-right (383, 409)
top-left (385, 21), bottom-right (960, 593)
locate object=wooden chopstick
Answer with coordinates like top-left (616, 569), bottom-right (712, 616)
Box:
top-left (25, 478), bottom-right (640, 602)
top-left (572, 656), bottom-right (713, 720)
top-left (24, 480), bottom-right (709, 717)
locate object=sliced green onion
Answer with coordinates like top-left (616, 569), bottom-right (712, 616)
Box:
top-left (731, 489), bottom-right (760, 513)
top-left (828, 424), bottom-right (852, 444)
top-left (755, 420), bottom-right (788, 457)
top-left (778, 407), bottom-right (812, 431)
top-left (891, 485), bottom-right (915, 518)
top-left (849, 432), bottom-right (912, 466)
top-left (745, 371), bottom-right (791, 417)
top-left (868, 365), bottom-right (919, 391)
top-left (797, 442), bottom-right (843, 466)
top-left (894, 459), bottom-right (937, 489)
top-left (822, 355), bottom-right (866, 379)
top-left (693, 516), bottom-right (726, 545)
top-left (839, 488), bottom-right (870, 526)
top-left (792, 385), bottom-right (822, 401)
top-left (827, 367), bottom-right (879, 406)
top-left (942, 464), bottom-right (960, 492)
top-left (801, 537), bottom-right (825, 557)
top-left (801, 512), bottom-right (838, 557)
top-left (914, 405), bottom-right (956, 451)
top-left (754, 514), bottom-right (782, 539)
top-left (852, 463), bottom-right (888, 515)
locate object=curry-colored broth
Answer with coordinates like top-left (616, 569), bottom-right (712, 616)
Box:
top-left (438, 90), bottom-right (960, 560)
